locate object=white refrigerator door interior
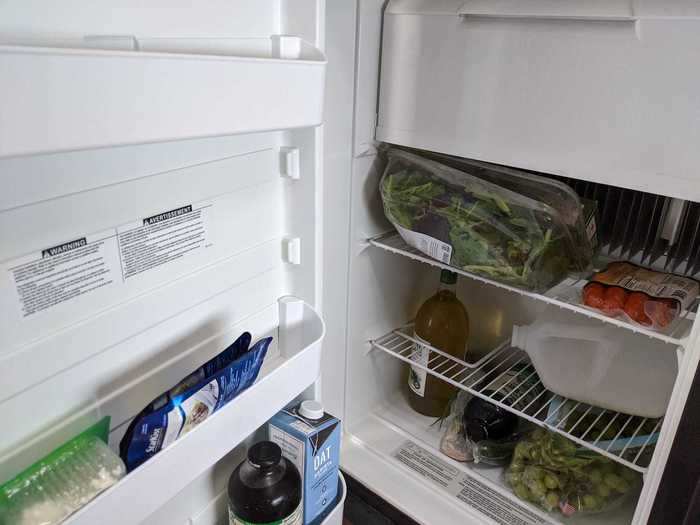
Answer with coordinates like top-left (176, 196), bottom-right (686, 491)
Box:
top-left (0, 2), bottom-right (326, 525)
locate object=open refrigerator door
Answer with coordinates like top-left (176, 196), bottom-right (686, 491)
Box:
top-left (0, 2), bottom-right (337, 524)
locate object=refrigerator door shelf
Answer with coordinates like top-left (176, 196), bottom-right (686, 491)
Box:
top-left (2, 297), bottom-right (324, 525)
top-left (0, 38), bottom-right (326, 158)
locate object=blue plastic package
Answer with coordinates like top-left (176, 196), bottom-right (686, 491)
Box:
top-left (120, 332), bottom-right (271, 471)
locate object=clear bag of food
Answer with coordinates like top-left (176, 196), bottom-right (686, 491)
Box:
top-left (0, 418), bottom-right (125, 525)
top-left (379, 149), bottom-right (593, 292)
top-left (424, 152), bottom-right (597, 253)
top-left (581, 261), bottom-right (698, 332)
top-left (439, 390), bottom-right (474, 462)
top-left (505, 429), bottom-right (640, 517)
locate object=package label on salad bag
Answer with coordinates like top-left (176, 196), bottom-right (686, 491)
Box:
top-left (592, 262), bottom-right (699, 309)
top-left (395, 224), bottom-right (452, 264)
top-left (408, 335), bottom-right (431, 397)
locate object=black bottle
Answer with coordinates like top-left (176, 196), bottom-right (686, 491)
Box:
top-left (228, 441), bottom-right (302, 525)
top-left (463, 393), bottom-right (518, 442)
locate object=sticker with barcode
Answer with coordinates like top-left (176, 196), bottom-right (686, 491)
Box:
top-left (393, 440), bottom-right (554, 525)
top-left (395, 225), bottom-right (453, 264)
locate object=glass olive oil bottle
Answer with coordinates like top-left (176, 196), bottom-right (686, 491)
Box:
top-left (408, 270), bottom-right (469, 417)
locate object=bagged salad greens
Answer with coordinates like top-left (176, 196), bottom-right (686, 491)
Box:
top-left (505, 429), bottom-right (640, 517)
top-left (379, 149), bottom-right (594, 292)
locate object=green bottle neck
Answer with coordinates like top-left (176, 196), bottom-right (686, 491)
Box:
top-left (438, 270), bottom-right (458, 294)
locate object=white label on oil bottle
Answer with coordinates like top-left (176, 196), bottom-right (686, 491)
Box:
top-left (408, 335), bottom-right (431, 397)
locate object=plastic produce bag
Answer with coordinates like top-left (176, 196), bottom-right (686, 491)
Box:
top-left (582, 261), bottom-right (698, 331)
top-left (505, 429), bottom-right (640, 517)
top-left (439, 390), bottom-right (474, 462)
top-left (379, 149), bottom-right (593, 292)
top-left (425, 152), bottom-right (597, 252)
top-left (0, 418), bottom-right (125, 525)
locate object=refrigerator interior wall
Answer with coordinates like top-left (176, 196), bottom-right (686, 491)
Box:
top-left (332, 3), bottom-right (700, 523)
top-left (0, 1), bottom-right (327, 522)
top-left (341, 151), bottom-right (686, 525)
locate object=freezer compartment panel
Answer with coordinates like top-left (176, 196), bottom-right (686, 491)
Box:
top-left (378, 2), bottom-right (700, 201)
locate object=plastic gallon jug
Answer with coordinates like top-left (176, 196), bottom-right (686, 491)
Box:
top-left (228, 441), bottom-right (302, 525)
top-left (511, 308), bottom-right (677, 418)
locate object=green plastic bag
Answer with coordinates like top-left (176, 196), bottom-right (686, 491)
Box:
top-left (0, 417), bottom-right (125, 525)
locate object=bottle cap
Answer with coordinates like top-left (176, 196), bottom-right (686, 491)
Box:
top-left (440, 270), bottom-right (457, 285)
top-left (248, 441), bottom-right (281, 469)
top-left (298, 400), bottom-right (324, 420)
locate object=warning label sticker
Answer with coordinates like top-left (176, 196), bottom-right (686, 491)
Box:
top-left (117, 203), bottom-right (211, 281)
top-left (8, 231), bottom-right (121, 318)
top-left (393, 441), bottom-right (553, 525)
top-left (5, 202), bottom-right (213, 320)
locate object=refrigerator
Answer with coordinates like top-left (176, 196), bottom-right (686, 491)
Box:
top-left (1, 1), bottom-right (699, 524)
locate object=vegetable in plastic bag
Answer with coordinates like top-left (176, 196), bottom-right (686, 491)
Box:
top-left (379, 149), bottom-right (593, 292)
top-left (582, 261), bottom-right (698, 332)
top-left (439, 390), bottom-right (474, 462)
top-left (505, 429), bottom-right (640, 516)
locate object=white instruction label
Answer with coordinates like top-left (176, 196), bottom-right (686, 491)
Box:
top-left (8, 231), bottom-right (121, 318)
top-left (393, 441), bottom-right (552, 525)
top-left (117, 203), bottom-right (211, 280)
top-left (5, 202), bottom-right (214, 322)
top-left (395, 224), bottom-right (452, 264)
top-left (408, 335), bottom-right (430, 397)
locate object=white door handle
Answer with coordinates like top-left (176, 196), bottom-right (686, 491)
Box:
top-left (458, 0), bottom-right (637, 22)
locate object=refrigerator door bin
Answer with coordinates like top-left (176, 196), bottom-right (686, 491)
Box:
top-left (0, 39), bottom-right (326, 158)
top-left (0, 297), bottom-right (325, 525)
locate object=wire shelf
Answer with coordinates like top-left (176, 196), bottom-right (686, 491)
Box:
top-left (369, 232), bottom-right (695, 348)
top-left (370, 325), bottom-right (662, 473)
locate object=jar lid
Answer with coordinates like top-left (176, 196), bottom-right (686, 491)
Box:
top-left (298, 400), bottom-right (324, 420)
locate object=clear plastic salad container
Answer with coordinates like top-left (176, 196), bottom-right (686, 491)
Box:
top-left (379, 149), bottom-right (594, 292)
top-left (0, 419), bottom-right (125, 525)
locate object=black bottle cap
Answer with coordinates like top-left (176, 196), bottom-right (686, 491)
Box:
top-left (440, 269), bottom-right (457, 285)
top-left (466, 419), bottom-right (488, 442)
top-left (248, 441), bottom-right (282, 469)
